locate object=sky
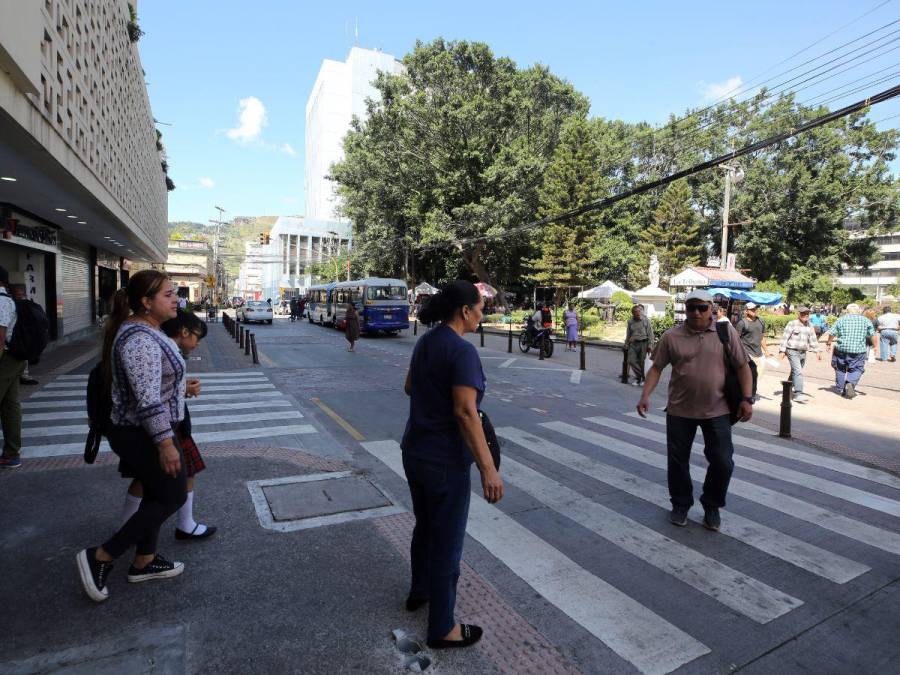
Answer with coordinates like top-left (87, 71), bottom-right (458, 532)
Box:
top-left (136, 0), bottom-right (900, 225)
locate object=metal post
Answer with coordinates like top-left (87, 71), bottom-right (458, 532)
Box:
top-left (245, 331), bottom-right (251, 355)
top-left (413, 318), bottom-right (418, 336)
top-left (580, 339), bottom-right (586, 370)
top-left (235, 323), bottom-right (241, 344)
top-left (720, 168), bottom-right (731, 270)
top-left (480, 323), bottom-right (484, 347)
top-left (250, 333), bottom-right (259, 365)
top-left (779, 380), bottom-right (792, 438)
top-left (539, 336), bottom-right (545, 360)
top-left (507, 323), bottom-right (512, 353)
top-left (239, 326), bottom-right (244, 349)
top-left (620, 347), bottom-right (629, 383)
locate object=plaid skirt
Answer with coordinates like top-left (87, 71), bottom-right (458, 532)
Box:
top-left (118, 424), bottom-right (206, 478)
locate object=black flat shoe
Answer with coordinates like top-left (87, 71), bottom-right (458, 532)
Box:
top-left (426, 624), bottom-right (483, 649)
top-left (175, 525), bottom-right (217, 541)
top-left (405, 595), bottom-right (427, 611)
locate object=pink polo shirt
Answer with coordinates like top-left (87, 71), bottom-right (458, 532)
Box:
top-left (652, 321), bottom-right (748, 419)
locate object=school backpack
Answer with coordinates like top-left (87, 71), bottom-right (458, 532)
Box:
top-left (84, 361), bottom-right (112, 464)
top-left (0, 291), bottom-right (50, 365)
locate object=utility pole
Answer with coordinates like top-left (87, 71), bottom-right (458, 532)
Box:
top-left (210, 205), bottom-right (226, 303)
top-left (719, 165), bottom-right (743, 270)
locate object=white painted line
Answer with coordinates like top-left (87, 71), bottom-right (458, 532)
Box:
top-left (20, 424), bottom-right (87, 438)
top-left (589, 417), bottom-right (900, 519)
top-left (24, 410), bottom-right (87, 422)
top-left (187, 400), bottom-right (292, 413)
top-left (626, 412), bottom-right (900, 492)
top-left (25, 441), bottom-right (109, 458)
top-left (22, 399), bottom-right (84, 410)
top-left (569, 370), bottom-right (583, 384)
top-left (506, 365), bottom-right (572, 372)
top-left (28, 390), bottom-right (86, 399)
top-left (55, 374), bottom-right (89, 380)
top-left (54, 371), bottom-right (270, 381)
top-left (502, 456), bottom-right (802, 623)
top-left (185, 391), bottom-right (286, 402)
top-left (185, 383), bottom-right (276, 393)
top-left (499, 358), bottom-right (517, 368)
top-left (530, 424), bottom-right (869, 583)
top-left (190, 411), bottom-right (303, 426)
top-left (193, 424), bottom-right (316, 442)
top-left (529, 408), bottom-right (547, 414)
top-left (42, 376), bottom-right (269, 389)
top-left (481, 356), bottom-right (513, 360)
top-left (361, 439), bottom-right (709, 674)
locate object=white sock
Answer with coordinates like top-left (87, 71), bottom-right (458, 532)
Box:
top-left (121, 493), bottom-right (142, 527)
top-left (177, 491), bottom-right (206, 535)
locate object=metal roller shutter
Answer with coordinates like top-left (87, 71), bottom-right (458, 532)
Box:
top-left (62, 239), bottom-right (92, 335)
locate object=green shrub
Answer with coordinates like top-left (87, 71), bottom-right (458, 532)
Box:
top-left (611, 290), bottom-right (633, 322)
top-left (762, 314), bottom-right (796, 338)
top-left (651, 314), bottom-right (674, 338)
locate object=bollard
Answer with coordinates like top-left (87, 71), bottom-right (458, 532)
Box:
top-left (244, 331), bottom-right (251, 355)
top-left (779, 380), bottom-right (792, 438)
top-left (507, 323), bottom-right (512, 353)
top-left (539, 336), bottom-right (545, 360)
top-left (580, 339), bottom-right (586, 370)
top-left (250, 333), bottom-right (259, 365)
top-left (413, 318), bottom-right (418, 336)
top-left (239, 326), bottom-right (245, 349)
top-left (620, 347), bottom-right (629, 384)
top-left (235, 323), bottom-right (241, 344)
top-left (480, 323), bottom-right (484, 347)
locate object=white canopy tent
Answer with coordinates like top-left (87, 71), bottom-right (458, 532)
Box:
top-left (414, 282), bottom-right (439, 295)
top-left (577, 280), bottom-right (631, 300)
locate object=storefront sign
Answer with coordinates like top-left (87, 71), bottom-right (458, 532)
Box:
top-left (4, 218), bottom-right (58, 247)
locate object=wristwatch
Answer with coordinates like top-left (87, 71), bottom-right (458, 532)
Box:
top-left (742, 396), bottom-right (755, 405)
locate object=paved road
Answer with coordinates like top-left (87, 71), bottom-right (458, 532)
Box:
top-left (2, 314), bottom-right (898, 674)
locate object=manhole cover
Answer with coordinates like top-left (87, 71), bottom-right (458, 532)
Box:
top-left (247, 471), bottom-right (405, 532)
top-left (264, 476), bottom-right (391, 521)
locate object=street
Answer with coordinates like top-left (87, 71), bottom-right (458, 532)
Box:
top-left (3, 314), bottom-right (899, 674)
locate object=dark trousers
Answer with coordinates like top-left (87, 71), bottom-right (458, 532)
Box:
top-left (102, 425), bottom-right (187, 558)
top-left (627, 340), bottom-right (649, 382)
top-left (0, 352), bottom-right (26, 459)
top-left (831, 350), bottom-right (866, 390)
top-left (403, 454), bottom-right (471, 641)
top-left (666, 414), bottom-right (734, 510)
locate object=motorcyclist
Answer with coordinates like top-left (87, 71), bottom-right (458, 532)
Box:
top-left (290, 296), bottom-right (300, 322)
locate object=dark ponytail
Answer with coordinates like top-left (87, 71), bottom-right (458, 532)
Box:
top-left (418, 280), bottom-right (481, 326)
top-left (101, 270), bottom-right (170, 380)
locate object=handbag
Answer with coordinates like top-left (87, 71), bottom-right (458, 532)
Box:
top-left (715, 322), bottom-right (743, 425)
top-left (478, 410), bottom-right (501, 470)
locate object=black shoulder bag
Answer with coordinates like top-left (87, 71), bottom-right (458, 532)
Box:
top-left (478, 410), bottom-right (501, 470)
top-left (715, 322), bottom-right (743, 426)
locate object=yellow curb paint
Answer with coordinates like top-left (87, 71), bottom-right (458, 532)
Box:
top-left (311, 397), bottom-right (366, 441)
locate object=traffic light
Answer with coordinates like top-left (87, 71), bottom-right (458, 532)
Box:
top-left (264, 233), bottom-right (271, 245)
top-left (258, 233), bottom-right (265, 246)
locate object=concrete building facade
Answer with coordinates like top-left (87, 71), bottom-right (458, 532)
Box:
top-left (162, 239), bottom-right (210, 302)
top-left (260, 216), bottom-right (351, 300)
top-left (304, 47), bottom-right (403, 222)
top-left (836, 230), bottom-right (900, 300)
top-left (0, 0), bottom-right (166, 340)
top-left (236, 240), bottom-right (264, 300)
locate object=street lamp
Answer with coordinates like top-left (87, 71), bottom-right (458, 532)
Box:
top-left (719, 164), bottom-right (744, 270)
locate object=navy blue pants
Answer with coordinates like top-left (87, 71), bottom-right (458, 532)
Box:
top-left (666, 414), bottom-right (734, 510)
top-left (831, 350), bottom-right (867, 391)
top-left (402, 454), bottom-right (471, 641)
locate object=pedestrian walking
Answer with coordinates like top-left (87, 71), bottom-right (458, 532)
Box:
top-left (876, 306), bottom-right (899, 363)
top-left (777, 306), bottom-right (822, 402)
top-left (734, 302), bottom-right (769, 401)
top-left (10, 285), bottom-right (39, 386)
top-left (624, 304), bottom-right (654, 386)
top-left (636, 290), bottom-right (753, 532)
top-left (0, 265), bottom-right (26, 469)
top-left (563, 303), bottom-right (578, 351)
top-left (119, 311), bottom-right (216, 541)
top-left (401, 280), bottom-right (503, 649)
top-left (344, 303), bottom-right (360, 351)
top-left (825, 303), bottom-right (877, 399)
top-left (809, 308), bottom-right (828, 337)
top-left (76, 270), bottom-right (188, 603)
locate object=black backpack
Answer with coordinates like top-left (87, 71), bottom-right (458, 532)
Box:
top-left (1, 291), bottom-right (50, 365)
top-left (84, 361), bottom-right (112, 464)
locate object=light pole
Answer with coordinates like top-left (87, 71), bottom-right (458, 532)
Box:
top-left (719, 164), bottom-right (744, 270)
top-left (210, 206), bottom-right (226, 303)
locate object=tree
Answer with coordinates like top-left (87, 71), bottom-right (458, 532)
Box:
top-left (639, 180), bottom-right (704, 282)
top-left (331, 39), bottom-right (588, 299)
top-left (784, 263), bottom-right (833, 305)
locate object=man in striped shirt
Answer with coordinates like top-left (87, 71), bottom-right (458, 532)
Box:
top-left (825, 303), bottom-right (877, 399)
top-left (778, 307), bottom-right (822, 402)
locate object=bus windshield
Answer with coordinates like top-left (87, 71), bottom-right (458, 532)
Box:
top-left (366, 285), bottom-right (406, 301)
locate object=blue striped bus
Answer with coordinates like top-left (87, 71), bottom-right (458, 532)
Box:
top-left (330, 278), bottom-right (410, 334)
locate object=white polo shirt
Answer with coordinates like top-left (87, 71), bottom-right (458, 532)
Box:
top-left (0, 286), bottom-right (16, 343)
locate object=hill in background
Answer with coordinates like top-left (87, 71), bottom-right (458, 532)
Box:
top-left (168, 216), bottom-right (281, 278)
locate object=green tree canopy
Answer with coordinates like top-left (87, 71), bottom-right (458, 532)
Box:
top-left (638, 180), bottom-right (704, 282)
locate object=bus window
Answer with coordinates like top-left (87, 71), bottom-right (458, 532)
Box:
top-left (366, 285), bottom-right (406, 301)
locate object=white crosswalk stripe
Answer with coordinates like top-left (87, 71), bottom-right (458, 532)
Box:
top-left (362, 439), bottom-right (711, 674)
top-left (588, 417), bottom-right (900, 519)
top-left (625, 412), bottom-right (900, 492)
top-left (17, 371), bottom-right (314, 458)
top-left (523, 424), bottom-right (871, 583)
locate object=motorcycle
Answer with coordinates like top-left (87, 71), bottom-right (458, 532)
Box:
top-left (518, 326), bottom-right (554, 358)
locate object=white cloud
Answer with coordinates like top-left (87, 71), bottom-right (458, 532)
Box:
top-left (700, 76), bottom-right (744, 101)
top-left (226, 96), bottom-right (267, 142)
top-left (280, 143), bottom-right (296, 156)
top-left (199, 177), bottom-right (215, 189)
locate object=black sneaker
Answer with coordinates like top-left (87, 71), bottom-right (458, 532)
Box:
top-left (76, 547), bottom-right (113, 602)
top-left (703, 506), bottom-right (721, 532)
top-left (127, 554), bottom-right (184, 583)
top-left (669, 506), bottom-right (688, 527)
top-left (843, 383), bottom-right (857, 399)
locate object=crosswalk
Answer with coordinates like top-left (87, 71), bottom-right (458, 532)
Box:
top-left (18, 370), bottom-right (315, 459)
top-left (361, 410), bottom-right (900, 674)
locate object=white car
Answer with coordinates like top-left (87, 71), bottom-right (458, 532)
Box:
top-left (237, 300), bottom-right (273, 324)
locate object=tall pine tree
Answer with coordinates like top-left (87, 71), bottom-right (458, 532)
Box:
top-left (639, 180), bottom-right (704, 282)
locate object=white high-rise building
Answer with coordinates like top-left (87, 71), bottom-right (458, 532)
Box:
top-left (236, 241), bottom-right (264, 300)
top-left (304, 47), bottom-right (404, 222)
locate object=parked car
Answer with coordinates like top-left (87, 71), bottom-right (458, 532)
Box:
top-left (237, 300), bottom-right (273, 324)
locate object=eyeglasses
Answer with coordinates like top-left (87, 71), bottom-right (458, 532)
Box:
top-left (685, 304), bottom-right (710, 313)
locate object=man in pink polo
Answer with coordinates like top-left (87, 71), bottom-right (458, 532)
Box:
top-left (637, 289), bottom-right (754, 531)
